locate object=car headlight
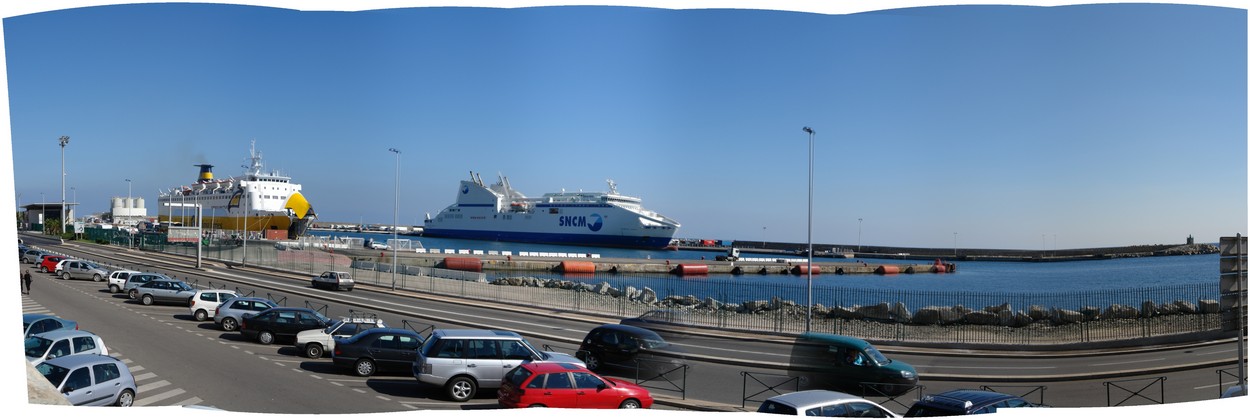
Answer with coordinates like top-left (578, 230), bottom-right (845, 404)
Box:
top-left (900, 370), bottom-right (916, 379)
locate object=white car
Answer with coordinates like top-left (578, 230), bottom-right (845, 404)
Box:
top-left (295, 314), bottom-right (386, 359)
top-left (188, 289), bottom-right (241, 321)
top-left (24, 330), bottom-right (109, 365)
top-left (106, 270), bottom-right (140, 293)
top-left (758, 390), bottom-right (899, 417)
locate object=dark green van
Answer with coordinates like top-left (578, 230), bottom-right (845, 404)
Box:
top-left (787, 332), bottom-right (918, 397)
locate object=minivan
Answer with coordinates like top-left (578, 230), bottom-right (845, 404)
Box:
top-left (412, 329), bottom-right (585, 402)
top-left (786, 332), bottom-right (918, 397)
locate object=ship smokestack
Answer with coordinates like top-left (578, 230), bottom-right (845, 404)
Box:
top-left (196, 164), bottom-right (214, 182)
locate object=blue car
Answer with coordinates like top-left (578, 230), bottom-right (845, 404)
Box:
top-left (23, 314), bottom-right (78, 338)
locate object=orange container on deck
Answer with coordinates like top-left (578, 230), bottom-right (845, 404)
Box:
top-left (791, 264), bottom-right (821, 275)
top-left (932, 264), bottom-right (948, 273)
top-left (875, 265), bottom-right (900, 275)
top-left (443, 257), bottom-right (483, 272)
top-left (560, 260), bottom-right (596, 273)
top-left (676, 264), bottom-right (709, 275)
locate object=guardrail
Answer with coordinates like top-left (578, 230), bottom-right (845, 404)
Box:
top-left (740, 371), bottom-right (801, 408)
top-left (979, 385), bottom-right (1047, 406)
top-left (1104, 376), bottom-right (1166, 406)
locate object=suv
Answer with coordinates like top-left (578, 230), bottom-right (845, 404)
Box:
top-left (213, 296), bottom-right (278, 331)
top-left (758, 390), bottom-right (898, 417)
top-left (131, 279), bottom-right (197, 306)
top-left (188, 289), bottom-right (240, 321)
top-left (295, 314), bottom-right (386, 359)
top-left (904, 389), bottom-right (1042, 417)
top-left (311, 271), bottom-right (354, 291)
top-left (787, 332), bottom-right (918, 397)
top-left (413, 329), bottom-right (585, 402)
top-left (106, 270), bottom-right (139, 293)
top-left (59, 260), bottom-right (109, 281)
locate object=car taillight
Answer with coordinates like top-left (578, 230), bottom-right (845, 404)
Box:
top-left (240, 320), bottom-right (247, 329)
top-left (190, 300), bottom-right (196, 306)
top-left (214, 307), bottom-right (220, 316)
top-left (334, 348), bottom-right (342, 356)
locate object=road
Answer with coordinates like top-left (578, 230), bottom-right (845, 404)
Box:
top-left (16, 233), bottom-right (1246, 413)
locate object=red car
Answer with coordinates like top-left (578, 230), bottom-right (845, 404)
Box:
top-left (38, 256), bottom-right (67, 273)
top-left (498, 362), bottom-right (653, 409)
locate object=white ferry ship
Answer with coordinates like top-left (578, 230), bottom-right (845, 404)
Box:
top-left (422, 172), bottom-right (680, 249)
top-left (158, 142), bottom-right (316, 239)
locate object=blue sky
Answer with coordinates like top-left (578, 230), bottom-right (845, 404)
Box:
top-left (2, 1), bottom-right (1246, 249)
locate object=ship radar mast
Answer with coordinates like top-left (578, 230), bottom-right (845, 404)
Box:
top-left (245, 139), bottom-right (263, 177)
top-left (607, 179), bottom-right (618, 195)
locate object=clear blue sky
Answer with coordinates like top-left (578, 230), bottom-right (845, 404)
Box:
top-left (3, 1), bottom-right (1246, 249)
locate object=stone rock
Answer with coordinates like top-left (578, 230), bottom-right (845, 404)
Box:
top-left (984, 302), bottom-right (1012, 314)
top-left (964, 310), bottom-right (998, 325)
top-left (1105, 304), bottom-right (1139, 319)
top-left (1199, 299), bottom-right (1220, 314)
top-left (912, 307), bottom-right (942, 325)
top-left (1011, 310), bottom-right (1034, 327)
top-left (641, 287), bottom-right (658, 304)
top-left (625, 286), bottom-right (639, 301)
top-left (606, 287), bottom-right (622, 298)
top-left (890, 302), bottom-right (912, 323)
top-left (1079, 306), bottom-right (1101, 321)
top-left (1027, 305), bottom-right (1049, 321)
top-left (855, 302), bottom-right (892, 320)
top-left (1172, 300), bottom-right (1197, 314)
top-left (1156, 302), bottom-right (1180, 316)
top-left (743, 300), bottom-right (770, 313)
top-left (1051, 309), bottom-right (1083, 324)
top-left (1141, 300), bottom-right (1158, 317)
top-left (593, 282), bottom-right (612, 295)
top-left (701, 297), bottom-right (722, 311)
top-left (833, 305), bottom-right (861, 319)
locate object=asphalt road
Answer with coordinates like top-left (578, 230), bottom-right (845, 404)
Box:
top-left (17, 234), bottom-right (1246, 413)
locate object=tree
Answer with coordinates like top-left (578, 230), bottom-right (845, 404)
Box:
top-left (44, 218), bottom-right (60, 235)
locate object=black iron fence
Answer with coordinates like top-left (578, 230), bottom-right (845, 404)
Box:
top-left (1104, 376), bottom-right (1166, 406)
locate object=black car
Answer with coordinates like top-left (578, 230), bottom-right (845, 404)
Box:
top-left (904, 389), bottom-right (1043, 417)
top-left (577, 324), bottom-right (686, 376)
top-left (331, 328), bottom-right (424, 377)
top-left (239, 307), bottom-right (332, 345)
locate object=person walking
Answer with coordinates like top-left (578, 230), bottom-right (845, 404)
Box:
top-left (22, 269), bottom-right (32, 295)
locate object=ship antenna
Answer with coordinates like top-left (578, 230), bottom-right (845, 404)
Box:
top-left (607, 179), bottom-right (618, 195)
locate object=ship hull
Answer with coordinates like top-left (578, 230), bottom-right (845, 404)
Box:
top-left (422, 228), bottom-right (672, 249)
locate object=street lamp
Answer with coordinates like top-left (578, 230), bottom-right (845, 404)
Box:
top-left (126, 179), bottom-right (133, 247)
top-left (59, 136), bottom-right (69, 237)
top-left (954, 232), bottom-right (959, 259)
top-left (802, 126), bottom-right (814, 333)
top-left (388, 147), bottom-right (401, 291)
top-left (762, 226), bottom-right (767, 249)
top-left (858, 218), bottom-right (863, 252)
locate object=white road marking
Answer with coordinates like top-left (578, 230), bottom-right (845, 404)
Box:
top-left (1089, 358), bottom-right (1166, 367)
top-left (138, 380), bottom-right (171, 393)
top-left (135, 388), bottom-right (187, 406)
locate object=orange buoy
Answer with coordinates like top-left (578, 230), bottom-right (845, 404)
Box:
top-left (560, 260), bottom-right (596, 273)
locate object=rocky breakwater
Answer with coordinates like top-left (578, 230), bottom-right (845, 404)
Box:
top-left (490, 276), bottom-right (1221, 330)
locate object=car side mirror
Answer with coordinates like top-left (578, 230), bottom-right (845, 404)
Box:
top-left (597, 383), bottom-right (607, 391)
top-left (62, 386), bottom-right (74, 393)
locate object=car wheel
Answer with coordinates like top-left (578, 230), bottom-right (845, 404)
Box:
top-left (446, 376), bottom-right (477, 402)
top-left (194, 309), bottom-right (208, 321)
top-left (115, 389), bottom-right (135, 407)
top-left (221, 318), bottom-right (239, 331)
top-left (619, 399), bottom-right (641, 409)
top-left (93, 274), bottom-right (103, 282)
top-left (354, 358), bottom-right (376, 377)
top-left (305, 343), bottom-right (324, 359)
top-left (61, 272), bottom-right (70, 280)
top-left (258, 330), bottom-right (275, 345)
top-left (528, 404), bottom-right (546, 408)
top-left (141, 295), bottom-right (154, 306)
top-left (109, 284), bottom-right (120, 293)
top-left (128, 289), bottom-right (138, 299)
top-left (583, 352), bottom-right (601, 371)
top-left (40, 266), bottom-right (47, 273)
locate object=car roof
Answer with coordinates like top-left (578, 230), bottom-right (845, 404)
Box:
top-left (797, 332), bottom-right (873, 349)
top-left (39, 353), bottom-right (123, 369)
top-left (196, 289), bottom-right (237, 294)
top-left (432, 329), bottom-right (522, 339)
top-left (23, 313), bottom-right (58, 322)
top-left (764, 390), bottom-right (869, 409)
top-left (30, 330), bottom-right (98, 341)
top-left (917, 389), bottom-right (1020, 411)
top-left (224, 296), bottom-right (276, 303)
top-left (597, 323), bottom-right (663, 337)
top-left (520, 362), bottom-right (591, 374)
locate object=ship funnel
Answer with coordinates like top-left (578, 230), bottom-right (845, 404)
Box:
top-left (195, 164), bottom-right (215, 181)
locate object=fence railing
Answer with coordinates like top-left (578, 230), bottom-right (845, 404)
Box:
top-left (118, 237), bottom-right (1225, 346)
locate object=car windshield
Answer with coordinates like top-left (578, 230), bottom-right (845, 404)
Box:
top-left (324, 320), bottom-right (345, 334)
top-left (36, 362), bottom-right (70, 387)
top-left (311, 311), bottom-right (331, 325)
top-left (636, 330), bottom-right (668, 349)
top-left (24, 336), bottom-right (53, 357)
top-left (863, 346), bottom-right (890, 366)
top-left (172, 281), bottom-right (193, 291)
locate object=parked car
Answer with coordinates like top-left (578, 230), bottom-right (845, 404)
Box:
top-left (59, 260), bottom-right (109, 281)
top-left (239, 307), bottom-right (332, 344)
top-left (34, 354), bottom-right (137, 406)
top-left (311, 270), bottom-right (354, 291)
top-left (620, 309), bottom-right (696, 330)
top-left (577, 324), bottom-right (687, 375)
top-left (38, 255), bottom-right (68, 273)
top-left (106, 270), bottom-right (140, 293)
top-left (786, 332), bottom-right (918, 397)
top-left (189, 289), bottom-right (240, 321)
top-left (331, 328), bottom-right (425, 376)
top-left (25, 330), bottom-right (109, 365)
top-left (122, 272), bottom-right (173, 299)
top-left (22, 249), bottom-right (48, 264)
top-left (23, 313), bottom-right (78, 337)
top-left (213, 296), bottom-right (278, 331)
top-left (295, 313), bottom-right (386, 359)
top-left (132, 279), bottom-right (197, 306)
top-left (413, 329), bottom-right (585, 402)
top-left (757, 390), bottom-right (898, 417)
top-left (904, 389), bottom-right (1043, 417)
top-left (497, 362), bottom-right (653, 409)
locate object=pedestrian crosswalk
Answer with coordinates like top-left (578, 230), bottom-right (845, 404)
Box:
top-left (21, 294), bottom-right (206, 407)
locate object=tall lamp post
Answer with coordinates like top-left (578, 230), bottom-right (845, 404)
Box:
top-left (762, 226), bottom-right (766, 249)
top-left (126, 179), bottom-right (133, 247)
top-left (857, 218), bottom-right (863, 252)
top-left (388, 148), bottom-right (401, 291)
top-left (954, 232), bottom-right (959, 259)
top-left (59, 136), bottom-right (70, 237)
top-left (802, 126), bottom-right (815, 332)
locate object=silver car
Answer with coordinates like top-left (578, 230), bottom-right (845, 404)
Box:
top-left (311, 271), bottom-right (354, 291)
top-left (35, 354), bottom-right (137, 406)
top-left (758, 390), bottom-right (899, 417)
top-left (25, 330), bottom-right (109, 365)
top-left (132, 279), bottom-right (197, 306)
top-left (107, 270), bottom-right (140, 293)
top-left (59, 260), bottom-right (109, 281)
top-left (213, 296), bottom-right (278, 331)
top-left (413, 329), bottom-right (585, 402)
top-left (122, 272), bottom-right (173, 299)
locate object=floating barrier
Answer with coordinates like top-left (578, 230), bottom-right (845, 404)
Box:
top-left (443, 257), bottom-right (483, 272)
top-left (675, 264), bottom-right (709, 276)
top-left (791, 264), bottom-right (821, 275)
top-left (559, 260), bottom-right (596, 274)
top-left (875, 265), bottom-right (900, 275)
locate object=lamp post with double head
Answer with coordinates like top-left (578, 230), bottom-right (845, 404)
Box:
top-left (59, 136), bottom-right (69, 237)
top-left (802, 126), bottom-right (814, 333)
top-left (388, 148), bottom-right (401, 291)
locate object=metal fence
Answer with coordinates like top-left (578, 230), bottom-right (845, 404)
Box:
top-left (128, 238), bottom-right (1224, 346)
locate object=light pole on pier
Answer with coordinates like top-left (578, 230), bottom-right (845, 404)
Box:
top-left (59, 136), bottom-right (70, 237)
top-left (126, 179), bottom-right (133, 248)
top-left (762, 226), bottom-right (766, 249)
top-left (858, 218), bottom-right (863, 252)
top-left (802, 126), bottom-right (815, 333)
top-left (954, 232), bottom-right (959, 259)
top-left (388, 147), bottom-right (401, 291)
